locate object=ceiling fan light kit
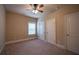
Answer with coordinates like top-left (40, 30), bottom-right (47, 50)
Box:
top-left (32, 10), bottom-right (38, 14)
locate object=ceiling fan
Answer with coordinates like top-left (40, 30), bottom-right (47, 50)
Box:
top-left (28, 4), bottom-right (44, 14)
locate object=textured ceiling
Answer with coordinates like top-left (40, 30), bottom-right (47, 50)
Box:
top-left (4, 4), bottom-right (59, 18)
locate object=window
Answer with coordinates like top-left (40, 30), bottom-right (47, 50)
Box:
top-left (28, 22), bottom-right (36, 35)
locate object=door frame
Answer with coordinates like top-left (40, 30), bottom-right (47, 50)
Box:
top-left (64, 15), bottom-right (70, 49)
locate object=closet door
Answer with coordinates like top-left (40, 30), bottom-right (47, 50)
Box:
top-left (46, 18), bottom-right (56, 44)
top-left (64, 12), bottom-right (79, 54)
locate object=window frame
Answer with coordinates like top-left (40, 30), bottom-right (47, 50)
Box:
top-left (28, 21), bottom-right (37, 36)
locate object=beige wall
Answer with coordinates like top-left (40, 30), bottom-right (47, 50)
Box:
top-left (6, 11), bottom-right (30, 42)
top-left (45, 5), bottom-right (79, 46)
top-left (0, 5), bottom-right (5, 52)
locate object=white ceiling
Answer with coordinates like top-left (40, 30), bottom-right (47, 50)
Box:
top-left (4, 4), bottom-right (59, 18)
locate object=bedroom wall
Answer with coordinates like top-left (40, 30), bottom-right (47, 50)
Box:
top-left (45, 5), bottom-right (79, 46)
top-left (6, 11), bottom-right (33, 42)
top-left (0, 5), bottom-right (6, 52)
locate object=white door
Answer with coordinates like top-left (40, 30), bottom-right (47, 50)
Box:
top-left (64, 12), bottom-right (79, 54)
top-left (37, 18), bottom-right (45, 40)
top-left (46, 18), bottom-right (56, 44)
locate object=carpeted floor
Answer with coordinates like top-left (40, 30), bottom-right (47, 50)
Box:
top-left (1, 39), bottom-right (76, 55)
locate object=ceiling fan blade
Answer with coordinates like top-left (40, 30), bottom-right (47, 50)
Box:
top-left (39, 4), bottom-right (44, 8)
top-left (38, 9), bottom-right (43, 13)
top-left (37, 4), bottom-right (44, 13)
top-left (23, 4), bottom-right (33, 10)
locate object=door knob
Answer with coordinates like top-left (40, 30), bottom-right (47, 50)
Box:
top-left (66, 34), bottom-right (70, 36)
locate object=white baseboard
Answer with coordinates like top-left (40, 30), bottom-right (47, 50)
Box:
top-left (5, 37), bottom-right (37, 45)
top-left (53, 42), bottom-right (79, 54)
top-left (53, 43), bottom-right (66, 49)
top-left (0, 44), bottom-right (5, 53)
top-left (46, 40), bottom-right (66, 49)
top-left (5, 39), bottom-right (27, 45)
top-left (47, 41), bottom-right (66, 49)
